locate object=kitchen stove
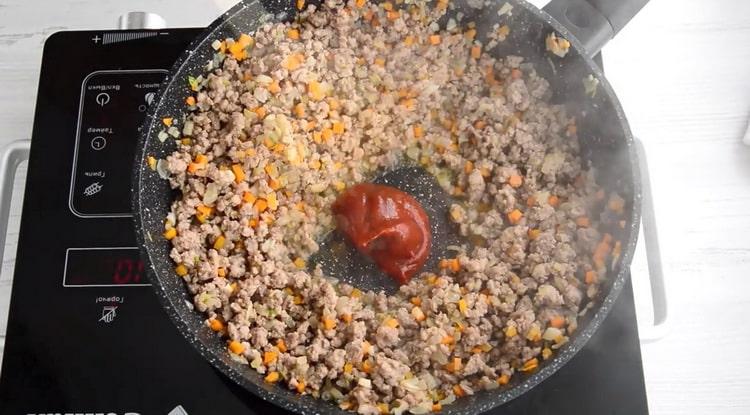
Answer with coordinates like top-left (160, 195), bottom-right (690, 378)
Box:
top-left (0, 29), bottom-right (649, 415)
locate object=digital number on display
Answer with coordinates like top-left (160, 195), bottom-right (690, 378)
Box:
top-left (63, 247), bottom-right (150, 287)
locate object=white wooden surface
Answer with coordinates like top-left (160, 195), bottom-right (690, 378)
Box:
top-left (1, 0), bottom-right (750, 413)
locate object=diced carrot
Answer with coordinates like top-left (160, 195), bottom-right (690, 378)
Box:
top-left (237, 33), bottom-right (253, 47)
top-left (444, 357), bottom-right (462, 373)
top-left (254, 199), bottom-right (268, 213)
top-left (242, 192), bottom-right (256, 204)
top-left (465, 28), bottom-right (477, 39)
top-left (404, 35), bottom-right (415, 46)
top-left (386, 10), bottom-right (399, 20)
top-left (209, 318), bottom-right (224, 332)
top-left (343, 362), bottom-right (353, 373)
top-left (362, 340), bottom-right (371, 355)
top-left (332, 121), bottom-right (345, 134)
top-left (185, 96), bottom-right (196, 106)
top-left (217, 267), bottom-right (226, 278)
top-left (438, 258), bottom-right (461, 272)
top-left (384, 318), bottom-right (399, 328)
top-left (213, 235), bottom-right (226, 250)
top-left (585, 270), bottom-right (598, 284)
top-left (268, 177), bottom-right (282, 190)
top-left (453, 384), bottom-right (466, 397)
top-left (254, 106), bottom-right (267, 119)
top-left (458, 299), bottom-right (468, 315)
top-left (228, 340), bottom-right (245, 355)
top-left (432, 403), bottom-right (442, 412)
top-left (320, 128), bottom-right (333, 141)
top-left (497, 374), bottom-right (510, 385)
top-left (470, 45), bottom-right (481, 59)
top-left (264, 371), bottom-right (280, 383)
top-left (549, 315), bottom-right (565, 328)
top-left (507, 209), bottom-right (523, 224)
top-left (296, 0), bottom-right (305, 9)
top-left (194, 154), bottom-right (208, 164)
top-left (429, 35), bottom-right (441, 45)
top-left (162, 117), bottom-right (173, 127)
top-left (508, 174), bottom-right (523, 188)
top-left (322, 316), bottom-right (337, 330)
top-left (175, 264), bottom-right (188, 277)
top-left (163, 228), bottom-right (177, 240)
top-left (609, 197), bottom-right (625, 214)
top-left (548, 195), bottom-right (559, 207)
top-left (361, 359), bottom-right (373, 373)
top-left (440, 335), bottom-right (455, 345)
top-left (282, 53), bottom-right (305, 71)
top-left (268, 80), bottom-right (281, 94)
top-left (576, 216), bottom-right (591, 227)
top-left (196, 204), bottom-right (213, 218)
top-left (400, 98), bottom-right (415, 110)
top-left (412, 306), bottom-right (426, 322)
top-left (340, 401), bottom-right (353, 410)
top-left (473, 120), bottom-right (486, 129)
top-left (520, 358), bottom-right (539, 372)
top-left (263, 350), bottom-right (278, 364)
top-left (464, 160), bottom-right (474, 174)
top-left (296, 380), bottom-right (306, 393)
top-left (341, 313), bottom-right (353, 323)
top-left (528, 228), bottom-right (541, 240)
top-left (293, 257), bottom-right (306, 269)
top-left (413, 124), bottom-right (424, 138)
top-left (287, 28), bottom-right (300, 40)
top-left (410, 296), bottom-right (422, 306)
top-left (355, 0), bottom-right (366, 7)
top-left (504, 325), bottom-right (517, 338)
top-left (231, 164), bottom-right (245, 183)
top-left (350, 288), bottom-right (363, 298)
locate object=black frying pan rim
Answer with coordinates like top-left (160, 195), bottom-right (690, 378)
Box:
top-left (131, 0), bottom-right (642, 413)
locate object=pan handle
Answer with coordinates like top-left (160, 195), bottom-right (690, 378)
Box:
top-left (0, 140), bottom-right (30, 271)
top-left (543, 0), bottom-right (649, 58)
top-left (633, 138), bottom-right (668, 342)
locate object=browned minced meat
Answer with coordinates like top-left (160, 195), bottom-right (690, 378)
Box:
top-left (160, 1), bottom-right (625, 413)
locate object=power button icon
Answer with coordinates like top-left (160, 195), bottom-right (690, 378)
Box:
top-left (95, 92), bottom-right (110, 107)
top-left (91, 136), bottom-right (107, 151)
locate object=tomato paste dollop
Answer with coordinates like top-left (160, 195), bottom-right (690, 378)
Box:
top-left (332, 183), bottom-right (431, 285)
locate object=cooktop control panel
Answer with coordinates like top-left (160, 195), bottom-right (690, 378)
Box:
top-left (70, 69), bottom-right (167, 217)
top-left (0, 29), bottom-right (275, 415)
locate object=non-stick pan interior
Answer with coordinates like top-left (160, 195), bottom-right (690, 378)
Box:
top-left (132, 1), bottom-right (640, 413)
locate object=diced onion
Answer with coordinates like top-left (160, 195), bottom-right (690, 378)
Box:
top-left (203, 183), bottom-right (220, 205)
top-left (358, 378), bottom-right (372, 388)
top-left (156, 159), bottom-right (169, 179)
top-left (542, 327), bottom-right (563, 341)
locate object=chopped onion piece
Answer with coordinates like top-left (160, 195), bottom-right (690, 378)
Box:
top-left (156, 159), bottom-right (169, 179)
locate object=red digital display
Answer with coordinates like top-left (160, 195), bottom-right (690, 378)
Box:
top-left (64, 248), bottom-right (150, 287)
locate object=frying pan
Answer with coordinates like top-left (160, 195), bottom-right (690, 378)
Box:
top-left (132, 0), bottom-right (648, 413)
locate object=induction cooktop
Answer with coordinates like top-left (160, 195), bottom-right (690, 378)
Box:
top-left (0, 28), bottom-right (649, 415)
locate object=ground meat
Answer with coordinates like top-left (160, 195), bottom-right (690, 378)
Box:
top-left (158, 1), bottom-right (627, 412)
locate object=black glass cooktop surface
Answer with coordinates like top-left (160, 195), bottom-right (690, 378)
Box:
top-left (0, 29), bottom-right (648, 415)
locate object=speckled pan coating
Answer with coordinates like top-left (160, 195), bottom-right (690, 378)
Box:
top-left (131, 0), bottom-right (642, 413)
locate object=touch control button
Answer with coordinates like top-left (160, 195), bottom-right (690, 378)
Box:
top-left (90, 136), bottom-right (107, 151)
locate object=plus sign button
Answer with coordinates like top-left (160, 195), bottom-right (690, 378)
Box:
top-left (90, 136), bottom-right (107, 151)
